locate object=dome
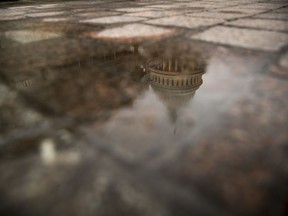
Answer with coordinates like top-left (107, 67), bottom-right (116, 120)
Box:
top-left (146, 57), bottom-right (205, 124)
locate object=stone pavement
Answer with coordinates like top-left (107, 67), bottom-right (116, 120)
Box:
top-left (0, 0), bottom-right (288, 216)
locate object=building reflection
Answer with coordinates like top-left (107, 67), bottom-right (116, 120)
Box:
top-left (9, 43), bottom-right (206, 124)
top-left (144, 56), bottom-right (205, 125)
top-left (7, 44), bottom-right (147, 120)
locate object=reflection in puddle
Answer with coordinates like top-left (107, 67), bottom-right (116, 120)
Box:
top-left (4, 39), bottom-right (258, 161)
top-left (145, 56), bottom-right (205, 126)
top-left (3, 41), bottom-right (207, 162)
top-left (76, 43), bottom-right (208, 161)
top-left (9, 43), bottom-right (206, 125)
top-left (4, 30), bottom-right (62, 44)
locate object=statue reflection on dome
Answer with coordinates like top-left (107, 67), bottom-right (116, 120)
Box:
top-left (143, 56), bottom-right (206, 132)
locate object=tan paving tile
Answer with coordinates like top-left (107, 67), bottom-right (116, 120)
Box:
top-left (272, 8), bottom-right (288, 13)
top-left (215, 8), bottom-right (267, 14)
top-left (26, 11), bottom-right (64, 18)
top-left (235, 3), bottom-right (284, 10)
top-left (115, 7), bottom-right (156, 12)
top-left (145, 16), bottom-right (224, 29)
top-left (145, 4), bottom-right (181, 9)
top-left (254, 13), bottom-right (288, 20)
top-left (42, 17), bottom-right (71, 22)
top-left (187, 11), bottom-right (248, 20)
top-left (177, 2), bottom-right (226, 9)
top-left (190, 26), bottom-right (288, 51)
top-left (35, 4), bottom-right (61, 9)
top-left (178, 3), bottom-right (208, 7)
top-left (80, 15), bottom-right (146, 24)
top-left (3, 30), bottom-right (62, 44)
top-left (8, 5), bottom-right (36, 10)
top-left (227, 18), bottom-right (288, 32)
top-left (0, 15), bottom-right (25, 21)
top-left (126, 10), bottom-right (181, 18)
top-left (85, 23), bottom-right (174, 41)
top-left (0, 10), bottom-right (26, 16)
top-left (75, 11), bottom-right (120, 18)
top-left (71, 8), bottom-right (103, 13)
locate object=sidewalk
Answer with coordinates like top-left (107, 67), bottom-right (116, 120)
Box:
top-left (0, 1), bottom-right (288, 216)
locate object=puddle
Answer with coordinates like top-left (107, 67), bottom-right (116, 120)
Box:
top-left (1, 38), bottom-right (270, 161)
top-left (79, 41), bottom-right (263, 161)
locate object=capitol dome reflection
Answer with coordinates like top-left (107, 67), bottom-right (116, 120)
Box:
top-left (145, 57), bottom-right (206, 124)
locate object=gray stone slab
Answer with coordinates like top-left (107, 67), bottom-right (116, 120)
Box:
top-left (80, 15), bottom-right (146, 24)
top-left (215, 8), bottom-right (267, 14)
top-left (3, 30), bottom-right (62, 44)
top-left (35, 3), bottom-right (61, 9)
top-left (74, 11), bottom-right (120, 18)
top-left (227, 18), bottom-right (288, 32)
top-left (234, 3), bottom-right (284, 10)
top-left (273, 8), bottom-right (288, 13)
top-left (86, 23), bottom-right (175, 42)
top-left (190, 26), bottom-right (288, 51)
top-left (254, 13), bottom-right (288, 20)
top-left (145, 4), bottom-right (182, 9)
top-left (26, 11), bottom-right (64, 18)
top-left (42, 17), bottom-right (71, 22)
top-left (187, 11), bottom-right (248, 20)
top-left (145, 16), bottom-right (224, 29)
top-left (115, 7), bottom-right (157, 12)
top-left (127, 10), bottom-right (181, 18)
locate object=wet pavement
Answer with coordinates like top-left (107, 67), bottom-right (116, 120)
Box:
top-left (0, 0), bottom-right (288, 216)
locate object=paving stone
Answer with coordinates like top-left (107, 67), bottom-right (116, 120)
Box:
top-left (254, 13), bottom-right (288, 20)
top-left (215, 8), bottom-right (267, 14)
top-left (190, 26), bottom-right (288, 51)
top-left (145, 4), bottom-right (181, 9)
top-left (187, 11), bottom-right (248, 20)
top-left (42, 17), bottom-right (71, 22)
top-left (273, 8), bottom-right (288, 13)
top-left (0, 10), bottom-right (26, 16)
top-left (75, 11), bottom-right (120, 18)
top-left (0, 10), bottom-right (26, 20)
top-left (227, 18), bottom-right (288, 32)
top-left (145, 16), bottom-right (224, 29)
top-left (177, 4), bottom-right (212, 10)
top-left (0, 15), bottom-right (25, 21)
top-left (8, 5), bottom-right (36, 10)
top-left (85, 23), bottom-right (174, 42)
top-left (235, 3), bottom-right (284, 10)
top-left (3, 30), bottom-right (62, 44)
top-left (177, 2), bottom-right (231, 9)
top-left (81, 15), bottom-right (146, 24)
top-left (35, 4), bottom-right (61, 9)
top-left (115, 7), bottom-right (156, 12)
top-left (26, 11), bottom-right (65, 18)
top-left (127, 10), bottom-right (182, 18)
